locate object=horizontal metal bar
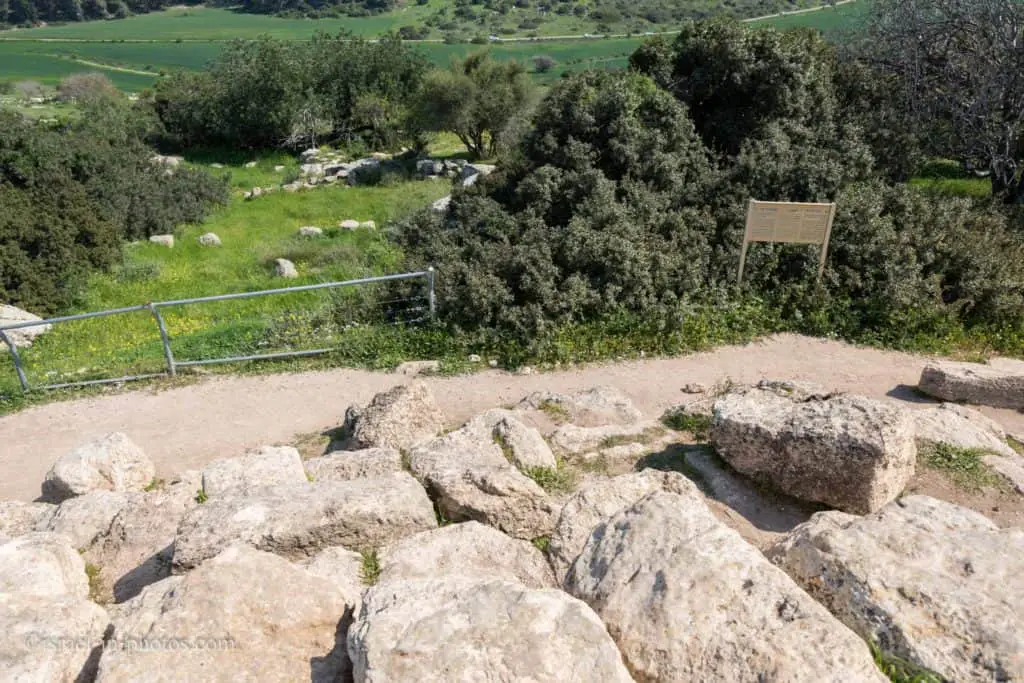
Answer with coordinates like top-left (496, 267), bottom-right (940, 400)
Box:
top-left (174, 347), bottom-right (337, 367)
top-left (0, 304), bottom-right (151, 332)
top-left (38, 373), bottom-right (168, 391)
top-left (154, 272), bottom-right (429, 308)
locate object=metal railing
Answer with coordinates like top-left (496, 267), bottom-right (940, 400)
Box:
top-left (0, 268), bottom-right (436, 393)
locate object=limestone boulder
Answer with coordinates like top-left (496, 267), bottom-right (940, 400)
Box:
top-left (549, 421), bottom-right (664, 456)
top-left (0, 304), bottom-right (51, 348)
top-left (173, 474), bottom-right (436, 571)
top-left (378, 521), bottom-right (555, 588)
top-left (919, 358), bottom-right (1024, 410)
top-left (548, 470), bottom-right (699, 583)
top-left (407, 424), bottom-right (509, 479)
top-left (0, 501), bottom-right (56, 538)
top-left (274, 258), bottom-right (298, 278)
top-left (298, 226), bottom-right (323, 238)
top-left (911, 403), bottom-right (1016, 457)
top-left (711, 387), bottom-right (916, 514)
top-left (200, 445), bottom-right (307, 497)
top-left (347, 382), bottom-right (445, 451)
top-left (304, 448), bottom-right (404, 482)
top-left (567, 492), bottom-right (885, 682)
top-left (42, 490), bottom-right (132, 550)
top-left (1, 592), bottom-right (109, 683)
top-left (518, 386), bottom-right (642, 426)
top-left (348, 576), bottom-right (634, 683)
top-left (42, 433), bottom-right (155, 503)
top-left (0, 532), bottom-right (88, 599)
top-left (768, 495), bottom-right (1024, 683)
top-left (466, 409), bottom-right (557, 470)
top-left (301, 546), bottom-right (364, 600)
top-left (393, 360), bottom-right (440, 376)
top-left (197, 232), bottom-right (221, 247)
top-left (428, 467), bottom-right (558, 540)
top-left (431, 195), bottom-right (451, 213)
top-left (97, 545), bottom-right (353, 682)
top-left (148, 235), bottom-right (173, 248)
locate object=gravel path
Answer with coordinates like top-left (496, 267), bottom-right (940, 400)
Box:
top-left (3, 333), bottom-right (1022, 502)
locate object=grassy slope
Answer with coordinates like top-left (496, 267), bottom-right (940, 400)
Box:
top-left (0, 154), bottom-right (450, 396)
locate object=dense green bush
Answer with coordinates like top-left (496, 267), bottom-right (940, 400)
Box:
top-left (154, 34), bottom-right (429, 151)
top-left (0, 98), bottom-right (228, 314)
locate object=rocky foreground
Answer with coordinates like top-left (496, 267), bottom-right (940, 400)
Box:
top-left (1, 370), bottom-right (1023, 682)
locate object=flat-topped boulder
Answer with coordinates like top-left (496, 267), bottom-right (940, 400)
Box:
top-left (769, 495), bottom-right (1024, 683)
top-left (173, 474), bottom-right (435, 571)
top-left (566, 491), bottom-right (886, 682)
top-left (0, 304), bottom-right (51, 348)
top-left (918, 358), bottom-right (1024, 410)
top-left (42, 433), bottom-right (155, 503)
top-left (348, 576), bottom-right (634, 683)
top-left (97, 545), bottom-right (354, 682)
top-left (518, 386), bottom-right (642, 427)
top-left (42, 490), bottom-right (132, 550)
top-left (0, 532), bottom-right (89, 599)
top-left (0, 501), bottom-right (56, 538)
top-left (200, 445), bottom-right (306, 497)
top-left (304, 447), bottom-right (404, 482)
top-left (711, 385), bottom-right (916, 514)
top-left (377, 521), bottom-right (555, 588)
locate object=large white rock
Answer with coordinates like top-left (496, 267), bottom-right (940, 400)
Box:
top-left (0, 501), bottom-right (56, 538)
top-left (548, 470), bottom-right (699, 583)
top-left (173, 474), bottom-right (436, 571)
top-left (465, 409), bottom-right (557, 470)
top-left (197, 232), bottom-right (221, 247)
top-left (711, 386), bottom-right (916, 514)
top-left (549, 421), bottom-right (664, 455)
top-left (300, 546), bottom-right (364, 600)
top-left (347, 382), bottom-right (446, 451)
top-left (297, 226), bottom-right (323, 238)
top-left (274, 258), bottom-right (298, 278)
top-left (769, 495), bottom-right (1024, 683)
top-left (911, 403), bottom-right (1014, 455)
top-left (567, 492), bottom-right (886, 682)
top-left (200, 445), bottom-right (307, 497)
top-left (378, 521), bottom-right (555, 588)
top-left (348, 576), bottom-right (634, 683)
top-left (431, 195), bottom-right (451, 213)
top-left (42, 490), bottom-right (132, 550)
top-left (0, 304), bottom-right (51, 348)
top-left (42, 433), bottom-right (155, 503)
top-left (518, 386), bottom-right (642, 426)
top-left (304, 448), bottom-right (404, 482)
top-left (919, 358), bottom-right (1024, 410)
top-left (0, 532), bottom-right (88, 599)
top-left (148, 235), bottom-right (174, 248)
top-left (1, 592), bottom-right (110, 683)
top-left (97, 545), bottom-right (353, 682)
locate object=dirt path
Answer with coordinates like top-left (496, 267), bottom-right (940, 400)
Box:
top-left (2, 333), bottom-right (1022, 502)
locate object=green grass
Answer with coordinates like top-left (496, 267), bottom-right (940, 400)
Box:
top-left (870, 642), bottom-right (943, 683)
top-left (523, 463), bottom-right (577, 494)
top-left (84, 562), bottom-right (105, 603)
top-left (537, 399), bottom-right (571, 424)
top-left (598, 426), bottom-right (666, 450)
top-left (531, 536), bottom-right (550, 553)
top-left (908, 176), bottom-right (992, 199)
top-left (359, 549), bottom-right (382, 585)
top-left (194, 488), bottom-right (208, 504)
top-left (918, 442), bottom-right (1005, 492)
top-left (661, 409), bottom-right (712, 440)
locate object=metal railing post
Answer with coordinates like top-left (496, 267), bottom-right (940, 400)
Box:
top-left (0, 329), bottom-right (30, 391)
top-left (427, 267), bottom-right (437, 320)
top-left (149, 304), bottom-right (176, 377)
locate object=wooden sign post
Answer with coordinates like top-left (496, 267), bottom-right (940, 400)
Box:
top-left (737, 199), bottom-right (837, 284)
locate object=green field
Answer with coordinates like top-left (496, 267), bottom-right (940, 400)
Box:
top-left (0, 2), bottom-right (868, 91)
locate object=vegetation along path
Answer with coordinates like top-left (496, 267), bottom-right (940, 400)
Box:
top-left (3, 333), bottom-right (1023, 503)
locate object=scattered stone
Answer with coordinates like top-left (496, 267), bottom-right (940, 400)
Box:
top-left (304, 448), bottom-right (404, 482)
top-left (200, 445), bottom-right (307, 498)
top-left (377, 521), bottom-right (555, 588)
top-left (468, 354), bottom-right (482, 363)
top-left (210, 163), bottom-right (224, 169)
top-left (518, 386), bottom-right (642, 427)
top-left (346, 382), bottom-right (445, 451)
top-left (274, 258), bottom-right (298, 278)
top-left (42, 491), bottom-right (131, 550)
top-left (150, 155), bottom-right (182, 168)
top-left (2, 592), bottom-right (109, 683)
top-left (408, 427), bottom-right (509, 479)
top-left (548, 470), bottom-right (698, 582)
top-left (488, 359), bottom-right (499, 368)
top-left (297, 226), bottom-right (323, 238)
top-left (300, 148), bottom-right (318, 161)
top-left (416, 159), bottom-right (439, 176)
top-left (300, 545), bottom-right (363, 598)
top-left (244, 161), bottom-right (257, 168)
top-left (197, 232), bottom-right (221, 247)
top-left (769, 495), bottom-right (1024, 683)
top-left (462, 163), bottom-right (496, 180)
top-left (918, 358), bottom-right (1024, 410)
top-left (300, 163), bottom-right (324, 176)
top-left (0, 304), bottom-right (51, 348)
top-left (339, 219), bottom-right (360, 230)
top-left (282, 181), bottom-right (303, 193)
top-left (42, 433), bottom-right (155, 504)
top-left (516, 365), bottom-right (535, 376)
top-left (432, 195), bottom-right (452, 213)
top-left (0, 501), bottom-right (55, 538)
top-left (428, 466), bottom-right (558, 540)
top-left (148, 235), bottom-right (174, 248)
top-left (393, 360), bottom-right (440, 376)
top-left (682, 382), bottom-right (708, 394)
top-left (0, 532), bottom-right (89, 599)
top-left (360, 220), bottom-right (376, 230)
top-left (711, 386), bottom-right (916, 514)
top-left (97, 545), bottom-right (353, 682)
top-left (273, 165), bottom-right (285, 172)
top-left (567, 492), bottom-right (886, 682)
top-left (911, 403), bottom-right (1017, 457)
top-left (462, 409), bottom-right (556, 470)
top-left (173, 474), bottom-right (436, 571)
top-left (348, 576), bottom-right (634, 683)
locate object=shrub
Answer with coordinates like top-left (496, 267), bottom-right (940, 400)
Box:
top-left (56, 72), bottom-right (118, 103)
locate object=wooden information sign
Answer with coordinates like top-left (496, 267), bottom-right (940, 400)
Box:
top-left (737, 199), bottom-right (837, 284)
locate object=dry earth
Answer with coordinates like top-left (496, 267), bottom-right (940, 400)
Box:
top-left (3, 333), bottom-right (1023, 523)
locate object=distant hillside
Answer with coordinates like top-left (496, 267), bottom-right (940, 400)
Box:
top-left (1, 0), bottom-right (825, 36)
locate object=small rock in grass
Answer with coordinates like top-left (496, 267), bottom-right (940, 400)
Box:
top-left (198, 232), bottom-right (221, 247)
top-left (244, 161), bottom-right (257, 168)
top-left (339, 219), bottom-right (360, 230)
top-left (149, 235), bottom-right (174, 248)
top-left (297, 226), bottom-right (323, 238)
top-left (274, 259), bottom-right (298, 279)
